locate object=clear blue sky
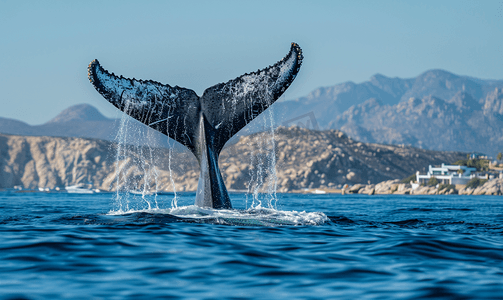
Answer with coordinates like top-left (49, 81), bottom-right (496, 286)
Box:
top-left (1, 0), bottom-right (503, 124)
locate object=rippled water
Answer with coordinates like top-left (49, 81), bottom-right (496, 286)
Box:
top-left (1, 192), bottom-right (502, 299)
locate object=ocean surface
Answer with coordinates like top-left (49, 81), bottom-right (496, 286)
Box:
top-left (0, 191), bottom-right (502, 299)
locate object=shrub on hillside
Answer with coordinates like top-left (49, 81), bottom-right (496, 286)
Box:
top-left (453, 159), bottom-right (489, 171)
top-left (465, 178), bottom-right (488, 189)
top-left (439, 184), bottom-right (455, 192)
top-left (427, 177), bottom-right (439, 186)
top-left (401, 173), bottom-right (417, 183)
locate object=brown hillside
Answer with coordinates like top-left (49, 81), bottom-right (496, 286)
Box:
top-left (0, 127), bottom-right (466, 192)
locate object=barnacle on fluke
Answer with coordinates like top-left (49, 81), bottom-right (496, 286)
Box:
top-left (88, 43), bottom-right (303, 209)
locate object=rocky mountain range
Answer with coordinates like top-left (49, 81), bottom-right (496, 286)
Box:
top-left (0, 127), bottom-right (465, 192)
top-left (269, 69), bottom-right (503, 156)
top-left (329, 89), bottom-right (503, 155)
top-left (1, 69), bottom-right (502, 156)
top-left (0, 104), bottom-right (174, 149)
top-left (274, 69), bottom-right (503, 126)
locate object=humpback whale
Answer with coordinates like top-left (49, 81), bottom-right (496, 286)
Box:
top-left (88, 43), bottom-right (303, 209)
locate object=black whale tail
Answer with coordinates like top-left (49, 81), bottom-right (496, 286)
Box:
top-left (88, 43), bottom-right (303, 209)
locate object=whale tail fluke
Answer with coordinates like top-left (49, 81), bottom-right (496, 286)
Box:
top-left (199, 43), bottom-right (303, 153)
top-left (88, 60), bottom-right (201, 153)
top-left (88, 43), bottom-right (303, 209)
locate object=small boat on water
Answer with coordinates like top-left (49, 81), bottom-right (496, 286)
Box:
top-left (130, 190), bottom-right (153, 196)
top-left (65, 185), bottom-right (95, 194)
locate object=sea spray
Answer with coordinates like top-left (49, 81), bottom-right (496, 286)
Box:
top-left (167, 138), bottom-right (178, 208)
top-left (89, 43), bottom-right (302, 211)
top-left (111, 100), bottom-right (178, 212)
top-left (112, 101), bottom-right (132, 212)
top-left (245, 91), bottom-right (279, 210)
top-left (112, 98), bottom-right (281, 212)
top-left (145, 132), bottom-right (160, 209)
top-left (266, 107), bottom-right (279, 208)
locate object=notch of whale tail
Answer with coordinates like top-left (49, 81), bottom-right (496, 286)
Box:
top-left (88, 43), bottom-right (303, 209)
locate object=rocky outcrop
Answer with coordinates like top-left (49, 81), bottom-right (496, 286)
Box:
top-left (0, 133), bottom-right (199, 191)
top-left (0, 127), bottom-right (467, 192)
top-left (458, 179), bottom-right (503, 195)
top-left (222, 127), bottom-right (465, 192)
top-left (345, 178), bottom-right (503, 196)
top-left (0, 134), bottom-right (112, 189)
top-left (349, 180), bottom-right (416, 195)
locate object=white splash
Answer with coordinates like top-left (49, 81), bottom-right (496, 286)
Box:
top-left (112, 97), bottom-right (176, 212)
top-left (107, 205), bottom-right (328, 227)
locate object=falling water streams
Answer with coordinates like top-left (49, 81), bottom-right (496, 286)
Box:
top-left (109, 111), bottom-right (327, 226)
top-left (108, 84), bottom-right (314, 227)
top-left (112, 86), bottom-right (281, 213)
top-left (167, 137), bottom-right (178, 208)
top-left (244, 87), bottom-right (280, 210)
top-left (111, 109), bottom-right (288, 224)
top-left (266, 107), bottom-right (279, 208)
top-left (112, 103), bottom-right (131, 212)
top-left (112, 105), bottom-right (167, 213)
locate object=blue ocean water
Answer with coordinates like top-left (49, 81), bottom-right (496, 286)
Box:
top-left (0, 192), bottom-right (502, 299)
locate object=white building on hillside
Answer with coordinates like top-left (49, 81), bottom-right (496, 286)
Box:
top-left (416, 164), bottom-right (482, 185)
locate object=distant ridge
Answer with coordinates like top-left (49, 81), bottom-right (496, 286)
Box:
top-left (266, 69), bottom-right (503, 156)
top-left (45, 104), bottom-right (110, 124)
top-left (0, 104), bottom-right (172, 148)
top-left (0, 127), bottom-right (466, 190)
top-left (327, 87), bottom-right (503, 156)
top-left (272, 69), bottom-right (503, 128)
top-left (1, 69), bottom-right (503, 155)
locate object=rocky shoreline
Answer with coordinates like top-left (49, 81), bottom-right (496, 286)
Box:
top-left (0, 127), bottom-right (478, 193)
top-left (343, 179), bottom-right (503, 196)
